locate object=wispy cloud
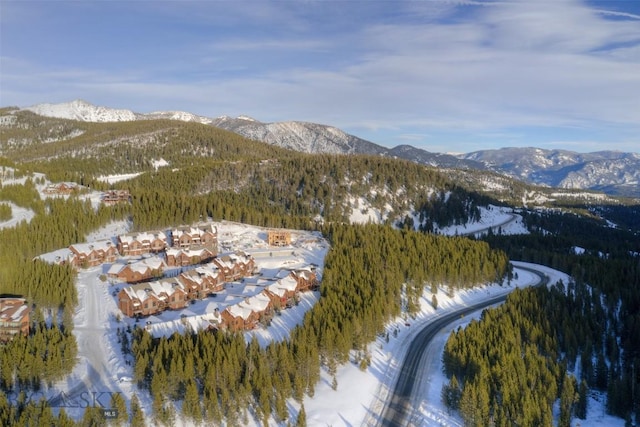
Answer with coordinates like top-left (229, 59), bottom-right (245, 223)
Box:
top-left (1, 0), bottom-right (638, 152)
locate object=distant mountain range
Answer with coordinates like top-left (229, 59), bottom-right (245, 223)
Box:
top-left (18, 100), bottom-right (640, 198)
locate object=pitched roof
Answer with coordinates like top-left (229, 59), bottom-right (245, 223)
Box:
top-left (225, 304), bottom-right (254, 320)
top-left (0, 298), bottom-right (30, 321)
top-left (69, 239), bottom-right (115, 255)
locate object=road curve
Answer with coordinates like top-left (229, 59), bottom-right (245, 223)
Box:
top-left (378, 266), bottom-right (547, 427)
top-left (460, 213), bottom-right (518, 237)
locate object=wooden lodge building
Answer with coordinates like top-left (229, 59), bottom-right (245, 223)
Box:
top-left (0, 298), bottom-right (31, 342)
top-left (101, 190), bottom-right (131, 205)
top-left (117, 254), bottom-right (256, 318)
top-left (118, 278), bottom-right (188, 318)
top-left (165, 246), bottom-right (216, 267)
top-left (267, 229), bottom-right (292, 247)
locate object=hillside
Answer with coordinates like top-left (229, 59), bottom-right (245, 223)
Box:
top-left (6, 100), bottom-right (638, 197)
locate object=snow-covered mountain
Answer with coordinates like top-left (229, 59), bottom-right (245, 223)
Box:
top-left (19, 100), bottom-right (480, 170)
top-left (24, 100), bottom-right (214, 125)
top-left (210, 116), bottom-right (482, 169)
top-left (209, 115), bottom-right (386, 155)
top-left (461, 148), bottom-right (640, 197)
top-left (142, 110), bottom-right (213, 124)
top-left (16, 101), bottom-right (640, 197)
top-left (25, 99), bottom-right (138, 122)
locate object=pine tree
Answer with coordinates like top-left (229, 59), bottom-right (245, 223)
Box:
top-left (109, 392), bottom-right (128, 426)
top-left (576, 379), bottom-right (588, 419)
top-left (559, 374), bottom-right (577, 427)
top-left (295, 404), bottom-right (307, 427)
top-left (130, 393), bottom-right (146, 427)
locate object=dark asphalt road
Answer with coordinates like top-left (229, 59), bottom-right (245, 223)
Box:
top-left (378, 266), bottom-right (547, 427)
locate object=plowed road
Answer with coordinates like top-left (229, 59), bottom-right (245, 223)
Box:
top-left (378, 266), bottom-right (548, 427)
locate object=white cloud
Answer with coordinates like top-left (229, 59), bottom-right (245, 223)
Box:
top-left (1, 0), bottom-right (638, 152)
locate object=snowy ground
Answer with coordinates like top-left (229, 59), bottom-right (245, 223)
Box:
top-left (347, 200), bottom-right (528, 238)
top-left (38, 220), bottom-right (328, 423)
top-left (304, 262), bottom-right (623, 427)
top-left (5, 171), bottom-right (621, 426)
top-left (0, 202), bottom-right (35, 229)
top-left (438, 205), bottom-right (528, 236)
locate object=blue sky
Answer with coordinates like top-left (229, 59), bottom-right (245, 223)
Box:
top-left (1, 0), bottom-right (639, 154)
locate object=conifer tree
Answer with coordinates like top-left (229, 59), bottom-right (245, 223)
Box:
top-left (109, 392), bottom-right (128, 426)
top-left (130, 394), bottom-right (146, 427)
top-left (295, 404), bottom-right (307, 427)
top-left (559, 374), bottom-right (577, 427)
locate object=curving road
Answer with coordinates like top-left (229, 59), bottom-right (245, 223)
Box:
top-left (377, 266), bottom-right (548, 427)
top-left (460, 213), bottom-right (518, 237)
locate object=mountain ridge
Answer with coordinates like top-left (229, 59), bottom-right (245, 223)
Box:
top-left (13, 100), bottom-right (640, 197)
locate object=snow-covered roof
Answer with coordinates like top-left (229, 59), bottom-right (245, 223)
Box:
top-left (148, 278), bottom-right (183, 298)
top-left (119, 231), bottom-right (166, 244)
top-left (275, 275), bottom-right (298, 292)
top-left (123, 278), bottom-right (183, 303)
top-left (108, 263), bottom-right (125, 275)
top-left (37, 247), bottom-right (73, 264)
top-left (266, 285), bottom-right (287, 298)
top-left (240, 292), bottom-right (271, 312)
top-left (0, 298), bottom-right (30, 321)
top-left (226, 304), bottom-right (254, 320)
top-left (172, 223), bottom-right (217, 238)
top-left (70, 239), bottom-right (115, 255)
top-left (181, 266), bottom-right (221, 284)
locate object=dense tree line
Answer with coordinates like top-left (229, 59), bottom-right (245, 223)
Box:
top-left (0, 196), bottom-right (127, 308)
top-left (130, 223), bottom-right (509, 425)
top-left (442, 284), bottom-right (606, 426)
top-left (0, 312), bottom-right (77, 391)
top-left (450, 208), bottom-right (640, 424)
top-left (2, 114), bottom-right (293, 177)
top-left (124, 154), bottom-right (488, 231)
top-left (0, 179), bottom-right (43, 213)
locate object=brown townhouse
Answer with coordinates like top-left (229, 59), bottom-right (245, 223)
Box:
top-left (291, 268), bottom-right (319, 292)
top-left (221, 304), bottom-right (259, 332)
top-left (108, 258), bottom-right (166, 284)
top-left (68, 240), bottom-right (118, 268)
top-left (212, 251), bottom-right (256, 282)
top-left (171, 224), bottom-right (218, 252)
top-left (264, 275), bottom-right (299, 309)
top-left (179, 266), bottom-right (225, 299)
top-left (165, 246), bottom-right (216, 267)
top-left (117, 231), bottom-right (168, 257)
top-left (118, 279), bottom-right (187, 317)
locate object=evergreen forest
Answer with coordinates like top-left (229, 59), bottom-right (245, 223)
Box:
top-left (0, 113), bottom-right (638, 426)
